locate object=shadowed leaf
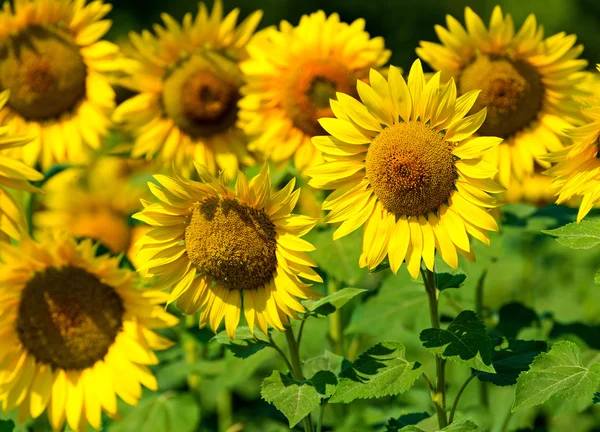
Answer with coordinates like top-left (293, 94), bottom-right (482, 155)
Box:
top-left (494, 302), bottom-right (539, 339)
top-left (212, 326), bottom-right (270, 358)
top-left (386, 412), bottom-right (430, 431)
top-left (329, 341), bottom-right (421, 403)
top-left (436, 270), bottom-right (467, 291)
top-left (550, 321), bottom-right (600, 350)
top-left (477, 340), bottom-right (547, 386)
top-left (421, 310), bottom-right (495, 372)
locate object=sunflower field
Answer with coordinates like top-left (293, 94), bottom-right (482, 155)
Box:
top-left (0, 0), bottom-right (600, 431)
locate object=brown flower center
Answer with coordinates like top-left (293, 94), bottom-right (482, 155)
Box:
top-left (16, 266), bottom-right (124, 370)
top-left (366, 122), bottom-right (456, 216)
top-left (162, 54), bottom-right (241, 138)
top-left (185, 197), bottom-right (278, 290)
top-left (0, 26), bottom-right (87, 120)
top-left (458, 55), bottom-right (543, 138)
top-left (283, 59), bottom-right (356, 136)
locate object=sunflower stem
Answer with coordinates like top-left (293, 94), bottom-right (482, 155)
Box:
top-left (317, 403), bottom-right (326, 432)
top-left (217, 389), bottom-right (233, 432)
top-left (183, 314), bottom-right (202, 393)
top-left (449, 373), bottom-right (476, 423)
top-left (475, 270), bottom-right (490, 409)
top-left (284, 326), bottom-right (314, 432)
top-left (327, 278), bottom-right (344, 355)
top-left (268, 333), bottom-right (294, 373)
top-left (421, 267), bottom-right (448, 428)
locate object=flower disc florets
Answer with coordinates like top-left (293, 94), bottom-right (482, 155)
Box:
top-left (185, 197), bottom-right (278, 291)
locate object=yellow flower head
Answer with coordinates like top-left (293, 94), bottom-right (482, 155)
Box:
top-left (238, 11), bottom-right (390, 173)
top-left (0, 90), bottom-right (43, 241)
top-left (114, 0), bottom-right (262, 176)
top-left (0, 232), bottom-right (177, 432)
top-left (134, 164), bottom-right (321, 339)
top-left (547, 67), bottom-right (600, 222)
top-left (503, 172), bottom-right (555, 206)
top-left (579, 68), bottom-right (600, 106)
top-left (34, 157), bottom-right (152, 258)
top-left (0, 0), bottom-right (122, 169)
top-left (308, 60), bottom-right (503, 278)
top-left (417, 6), bottom-right (588, 188)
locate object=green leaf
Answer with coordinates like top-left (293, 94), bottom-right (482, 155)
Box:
top-left (386, 412), bottom-right (430, 431)
top-left (303, 287), bottom-right (367, 316)
top-left (493, 302), bottom-right (539, 340)
top-left (0, 420), bottom-right (14, 432)
top-left (303, 350), bottom-right (345, 379)
top-left (329, 341), bottom-right (421, 403)
top-left (594, 392), bottom-right (600, 404)
top-left (542, 219), bottom-right (600, 249)
top-left (212, 326), bottom-right (270, 358)
top-left (436, 271), bottom-right (467, 291)
top-left (308, 227), bottom-right (366, 285)
top-left (513, 341), bottom-right (600, 410)
top-left (477, 340), bottom-right (547, 386)
top-left (261, 371), bottom-right (330, 428)
top-left (395, 420), bottom-right (479, 431)
top-left (595, 270), bottom-right (600, 285)
top-left (308, 370), bottom-right (338, 398)
top-left (420, 310), bottom-right (495, 373)
top-left (442, 421), bottom-right (479, 431)
top-left (108, 392), bottom-right (200, 432)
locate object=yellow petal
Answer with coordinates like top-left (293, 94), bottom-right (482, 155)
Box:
top-left (406, 217), bottom-right (423, 278)
top-left (388, 216), bottom-right (410, 274)
top-left (419, 215), bottom-right (435, 271)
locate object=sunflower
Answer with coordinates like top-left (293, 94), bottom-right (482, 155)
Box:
top-left (307, 60), bottom-right (503, 278)
top-left (0, 232), bottom-right (177, 432)
top-left (579, 68), bottom-right (600, 106)
top-left (546, 70), bottom-right (600, 222)
top-left (417, 6), bottom-right (588, 188)
top-left (0, 0), bottom-right (124, 169)
top-left (238, 11), bottom-right (391, 173)
top-left (34, 156), bottom-right (152, 262)
top-left (503, 171), bottom-right (555, 206)
top-left (134, 164), bottom-right (320, 338)
top-left (0, 91), bottom-right (43, 241)
top-left (113, 0), bottom-right (262, 176)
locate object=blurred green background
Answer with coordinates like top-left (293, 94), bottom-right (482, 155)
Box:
top-left (108, 0), bottom-right (600, 72)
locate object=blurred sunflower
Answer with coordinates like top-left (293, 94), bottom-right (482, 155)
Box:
top-left (0, 232), bottom-right (177, 432)
top-left (417, 6), bottom-right (588, 188)
top-left (503, 171), bottom-right (555, 206)
top-left (33, 157), bottom-right (152, 263)
top-left (238, 11), bottom-right (391, 173)
top-left (134, 164), bottom-right (320, 338)
top-left (307, 60), bottom-right (503, 278)
top-left (113, 0), bottom-right (262, 176)
top-left (0, 91), bottom-right (43, 241)
top-left (547, 68), bottom-right (600, 222)
top-left (0, 0), bottom-right (122, 169)
top-left (579, 68), bottom-right (600, 106)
